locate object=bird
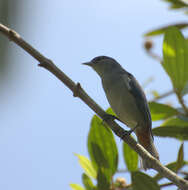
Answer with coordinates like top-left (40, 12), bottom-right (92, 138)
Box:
top-left (83, 55), bottom-right (159, 170)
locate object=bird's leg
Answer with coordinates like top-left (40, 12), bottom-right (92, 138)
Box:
top-left (102, 113), bottom-right (124, 124)
top-left (121, 124), bottom-right (139, 138)
top-left (102, 114), bottom-right (139, 138)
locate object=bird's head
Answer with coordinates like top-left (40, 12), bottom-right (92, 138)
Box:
top-left (83, 56), bottom-right (121, 77)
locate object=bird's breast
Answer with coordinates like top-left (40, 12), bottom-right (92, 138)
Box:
top-left (102, 75), bottom-right (143, 128)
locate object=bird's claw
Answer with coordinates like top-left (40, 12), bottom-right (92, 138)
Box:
top-left (120, 129), bottom-right (134, 139)
top-left (103, 114), bottom-right (117, 121)
top-left (120, 124), bottom-right (139, 140)
top-left (102, 114), bottom-right (123, 124)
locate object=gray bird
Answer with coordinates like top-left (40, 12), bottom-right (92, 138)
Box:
top-left (83, 56), bottom-right (159, 170)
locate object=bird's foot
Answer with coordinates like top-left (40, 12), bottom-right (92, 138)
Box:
top-left (120, 124), bottom-right (139, 139)
top-left (102, 113), bottom-right (122, 123)
top-left (120, 129), bottom-right (134, 139)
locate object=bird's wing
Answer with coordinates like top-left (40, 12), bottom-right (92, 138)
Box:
top-left (122, 72), bottom-right (152, 136)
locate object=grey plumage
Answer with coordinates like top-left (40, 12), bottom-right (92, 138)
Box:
top-left (83, 56), bottom-right (159, 170)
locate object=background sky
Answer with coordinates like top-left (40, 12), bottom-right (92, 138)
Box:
top-left (0, 0), bottom-right (188, 190)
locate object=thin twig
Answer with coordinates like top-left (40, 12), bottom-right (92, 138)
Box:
top-left (151, 90), bottom-right (174, 101)
top-left (160, 175), bottom-right (188, 189)
top-left (144, 40), bottom-right (163, 64)
top-left (117, 168), bottom-right (142, 173)
top-left (176, 92), bottom-right (188, 116)
top-left (116, 169), bottom-right (130, 173)
top-left (147, 50), bottom-right (163, 64)
top-left (160, 182), bottom-right (174, 188)
top-left (0, 23), bottom-right (188, 190)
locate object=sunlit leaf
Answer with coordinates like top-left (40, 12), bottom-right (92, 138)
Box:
top-left (75, 154), bottom-right (97, 179)
top-left (163, 27), bottom-right (188, 95)
top-left (145, 23), bottom-right (188, 37)
top-left (106, 107), bottom-right (116, 116)
top-left (151, 90), bottom-right (160, 98)
top-left (70, 184), bottom-right (85, 190)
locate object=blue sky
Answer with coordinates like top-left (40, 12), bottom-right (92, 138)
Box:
top-left (1, 0), bottom-right (188, 190)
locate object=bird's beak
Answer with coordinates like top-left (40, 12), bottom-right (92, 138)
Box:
top-left (82, 61), bottom-right (93, 67)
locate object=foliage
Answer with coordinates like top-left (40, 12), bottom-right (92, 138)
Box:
top-left (163, 0), bottom-right (188, 12)
top-left (144, 23), bottom-right (188, 37)
top-left (71, 4), bottom-right (188, 190)
top-left (163, 27), bottom-right (188, 95)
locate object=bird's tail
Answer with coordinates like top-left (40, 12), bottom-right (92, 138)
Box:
top-left (136, 129), bottom-right (159, 170)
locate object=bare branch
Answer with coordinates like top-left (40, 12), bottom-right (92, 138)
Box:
top-left (176, 92), bottom-right (188, 116)
top-left (0, 23), bottom-right (188, 190)
top-left (160, 182), bottom-right (174, 188)
top-left (151, 90), bottom-right (174, 101)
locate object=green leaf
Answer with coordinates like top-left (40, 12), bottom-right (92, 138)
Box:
top-left (87, 114), bottom-right (118, 179)
top-left (75, 154), bottom-right (97, 179)
top-left (152, 125), bottom-right (188, 140)
top-left (162, 117), bottom-right (188, 126)
top-left (153, 161), bottom-right (187, 181)
top-left (97, 169), bottom-right (111, 190)
top-left (70, 184), bottom-right (85, 190)
top-left (123, 142), bottom-right (138, 171)
top-left (106, 107), bottom-right (116, 116)
top-left (132, 171), bottom-right (160, 190)
top-left (163, 27), bottom-right (188, 95)
top-left (144, 23), bottom-right (188, 37)
top-left (151, 90), bottom-right (159, 98)
top-left (163, 0), bottom-right (188, 9)
top-left (176, 143), bottom-right (184, 171)
top-left (153, 117), bottom-right (188, 140)
top-left (149, 102), bottom-right (178, 121)
top-left (82, 173), bottom-right (95, 190)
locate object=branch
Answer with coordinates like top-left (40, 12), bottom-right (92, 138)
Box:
top-left (151, 89), bottom-right (174, 101)
top-left (146, 50), bottom-right (163, 64)
top-left (160, 174), bottom-right (188, 189)
top-left (160, 182), bottom-right (174, 188)
top-left (176, 92), bottom-right (188, 116)
top-left (0, 23), bottom-right (188, 190)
